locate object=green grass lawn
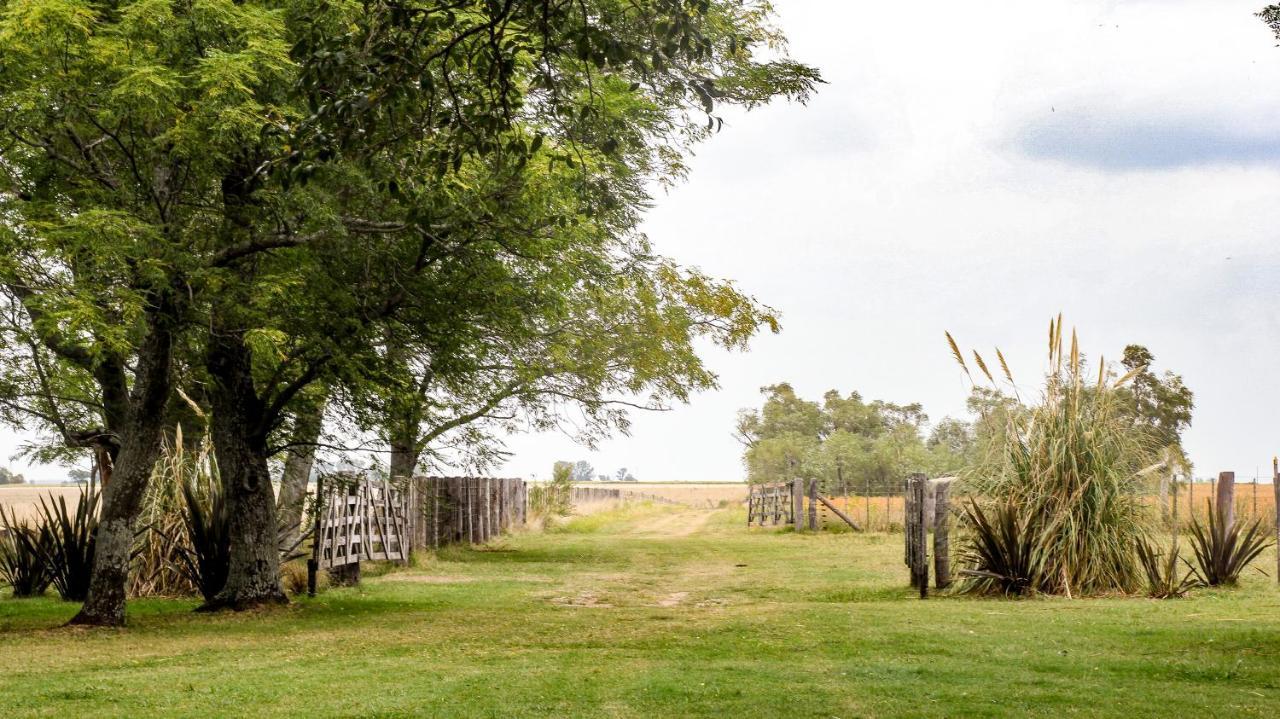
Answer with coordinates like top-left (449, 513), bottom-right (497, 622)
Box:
top-left (1, 503), bottom-right (1278, 718)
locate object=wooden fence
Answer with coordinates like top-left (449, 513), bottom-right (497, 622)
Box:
top-left (308, 474), bottom-right (527, 593)
top-left (747, 482), bottom-right (793, 526)
top-left (409, 476), bottom-right (527, 549)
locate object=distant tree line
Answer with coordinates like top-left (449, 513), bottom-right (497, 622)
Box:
top-left (553, 461), bottom-right (636, 483)
top-left (737, 344), bottom-right (1193, 496)
top-left (735, 383), bottom-right (969, 495)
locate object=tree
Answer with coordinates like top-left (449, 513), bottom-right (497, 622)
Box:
top-left (0, 0), bottom-right (819, 623)
top-left (0, 467), bottom-right (24, 485)
top-left (571, 462), bottom-right (595, 483)
top-left (1117, 345), bottom-right (1194, 461)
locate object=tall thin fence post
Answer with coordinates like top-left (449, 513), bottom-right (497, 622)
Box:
top-left (792, 478), bottom-right (803, 531)
top-left (933, 478), bottom-right (952, 590)
top-left (864, 474), bottom-right (871, 530)
top-left (1217, 471), bottom-right (1235, 531)
top-left (903, 477), bottom-right (912, 572)
top-left (906, 473), bottom-right (928, 598)
top-left (307, 475), bottom-right (325, 597)
top-left (807, 477), bottom-right (819, 531)
top-left (1274, 457), bottom-right (1279, 584)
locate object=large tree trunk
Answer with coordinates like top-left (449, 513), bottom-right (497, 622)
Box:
top-left (389, 435), bottom-right (419, 481)
top-left (69, 306), bottom-right (175, 627)
top-left (276, 397), bottom-right (325, 551)
top-left (204, 333), bottom-right (286, 610)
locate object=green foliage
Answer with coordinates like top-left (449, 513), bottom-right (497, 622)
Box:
top-left (32, 485), bottom-right (98, 601)
top-left (951, 318), bottom-right (1158, 596)
top-left (0, 512), bottom-right (50, 597)
top-left (0, 467), bottom-right (25, 485)
top-left (0, 0), bottom-right (819, 616)
top-left (1187, 501), bottom-right (1273, 587)
top-left (1135, 537), bottom-right (1200, 599)
top-left (736, 383), bottom-right (966, 492)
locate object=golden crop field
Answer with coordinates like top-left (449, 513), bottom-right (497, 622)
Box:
top-left (0, 486), bottom-right (83, 524)
top-left (577, 482), bottom-right (750, 507)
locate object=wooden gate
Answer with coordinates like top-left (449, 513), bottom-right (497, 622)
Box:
top-left (314, 474), bottom-right (412, 570)
top-left (747, 482), bottom-right (794, 526)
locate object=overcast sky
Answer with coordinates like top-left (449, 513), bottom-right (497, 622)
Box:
top-left (4, 0), bottom-right (1279, 483)
top-left (503, 0), bottom-right (1280, 482)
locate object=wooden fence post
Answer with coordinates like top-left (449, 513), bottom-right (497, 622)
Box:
top-left (1217, 471), bottom-right (1235, 531)
top-left (933, 479), bottom-right (952, 590)
top-left (906, 475), bottom-right (916, 570)
top-left (792, 478), bottom-right (803, 531)
top-left (907, 473), bottom-right (928, 598)
top-left (807, 477), bottom-right (819, 531)
top-left (1274, 457), bottom-right (1279, 584)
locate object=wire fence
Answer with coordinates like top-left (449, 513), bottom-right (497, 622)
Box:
top-left (774, 473), bottom-right (1280, 534)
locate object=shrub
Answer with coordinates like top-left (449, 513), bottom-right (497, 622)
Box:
top-left (1135, 538), bottom-right (1200, 599)
top-left (957, 500), bottom-right (1045, 596)
top-left (1187, 501), bottom-right (1273, 586)
top-left (35, 486), bottom-right (98, 601)
top-left (530, 462), bottom-right (574, 519)
top-left (0, 513), bottom-right (51, 597)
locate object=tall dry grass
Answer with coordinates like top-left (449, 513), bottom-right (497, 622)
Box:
top-left (129, 425), bottom-right (218, 597)
top-left (950, 317), bottom-right (1160, 595)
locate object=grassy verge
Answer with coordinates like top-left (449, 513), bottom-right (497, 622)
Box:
top-left (1, 504), bottom-right (1278, 718)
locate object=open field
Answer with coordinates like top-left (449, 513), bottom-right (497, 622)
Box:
top-left (3, 503), bottom-right (1279, 718)
top-left (576, 482), bottom-right (749, 506)
top-left (0, 486), bottom-right (83, 524)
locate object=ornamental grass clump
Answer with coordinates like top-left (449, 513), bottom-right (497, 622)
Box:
top-left (950, 317), bottom-right (1159, 596)
top-left (1187, 500), bottom-right (1273, 586)
top-left (34, 484), bottom-right (99, 601)
top-left (0, 512), bottom-right (51, 597)
top-left (1135, 537), bottom-right (1200, 599)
